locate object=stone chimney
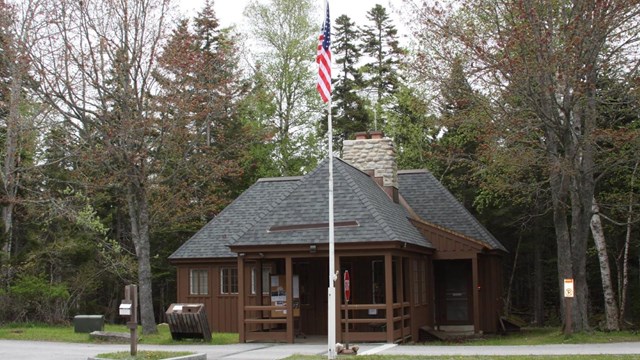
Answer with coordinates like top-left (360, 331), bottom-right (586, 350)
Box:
top-left (343, 131), bottom-right (398, 193)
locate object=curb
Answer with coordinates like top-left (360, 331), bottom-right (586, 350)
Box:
top-left (88, 353), bottom-right (206, 360)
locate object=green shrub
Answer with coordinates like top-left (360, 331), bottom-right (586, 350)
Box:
top-left (7, 275), bottom-right (70, 323)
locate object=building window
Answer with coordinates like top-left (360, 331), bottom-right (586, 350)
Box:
top-left (190, 269), bottom-right (208, 295)
top-left (221, 267), bottom-right (238, 294)
top-left (251, 265), bottom-right (272, 295)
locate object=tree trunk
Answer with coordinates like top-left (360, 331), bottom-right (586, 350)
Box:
top-left (1, 59), bottom-right (24, 260)
top-left (550, 175), bottom-right (573, 331)
top-left (590, 197), bottom-right (619, 330)
top-left (504, 234), bottom-right (521, 316)
top-left (619, 161), bottom-right (637, 325)
top-left (127, 178), bottom-right (157, 335)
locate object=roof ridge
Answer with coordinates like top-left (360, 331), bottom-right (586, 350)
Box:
top-left (335, 158), bottom-right (399, 241)
top-left (230, 177), bottom-right (304, 243)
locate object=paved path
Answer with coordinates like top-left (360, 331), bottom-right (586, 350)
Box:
top-left (1, 340), bottom-right (640, 359)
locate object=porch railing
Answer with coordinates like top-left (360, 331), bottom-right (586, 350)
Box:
top-left (339, 302), bottom-right (411, 343)
top-left (242, 304), bottom-right (291, 342)
top-left (242, 302), bottom-right (411, 343)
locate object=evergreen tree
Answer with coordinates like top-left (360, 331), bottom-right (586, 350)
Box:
top-left (384, 85), bottom-right (435, 169)
top-left (360, 4), bottom-right (404, 126)
top-left (431, 58), bottom-right (488, 209)
top-left (329, 14), bottom-right (370, 153)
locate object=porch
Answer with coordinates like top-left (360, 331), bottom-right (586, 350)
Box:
top-left (234, 246), bottom-right (429, 344)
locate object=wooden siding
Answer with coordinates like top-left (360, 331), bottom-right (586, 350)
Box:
top-left (478, 253), bottom-right (504, 333)
top-left (410, 219), bottom-right (484, 257)
top-left (173, 242), bottom-right (503, 342)
top-left (175, 262), bottom-right (239, 333)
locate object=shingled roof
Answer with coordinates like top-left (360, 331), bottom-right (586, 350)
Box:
top-left (168, 176), bottom-right (301, 259)
top-left (398, 169), bottom-right (506, 251)
top-left (170, 158), bottom-right (506, 261)
top-left (233, 158), bottom-right (431, 248)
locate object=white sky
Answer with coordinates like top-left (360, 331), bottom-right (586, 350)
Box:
top-left (178, 0), bottom-right (409, 38)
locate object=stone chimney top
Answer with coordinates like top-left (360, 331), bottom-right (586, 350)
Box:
top-left (342, 131), bottom-right (398, 189)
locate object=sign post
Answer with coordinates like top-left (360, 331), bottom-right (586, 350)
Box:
top-left (563, 279), bottom-right (573, 336)
top-left (344, 270), bottom-right (350, 350)
top-left (124, 285), bottom-right (138, 356)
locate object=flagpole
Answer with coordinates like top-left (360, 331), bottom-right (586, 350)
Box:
top-left (327, 98), bottom-right (336, 360)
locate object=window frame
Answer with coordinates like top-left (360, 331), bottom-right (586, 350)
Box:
top-left (189, 269), bottom-right (209, 296)
top-left (251, 264), bottom-right (273, 295)
top-left (220, 267), bottom-right (239, 295)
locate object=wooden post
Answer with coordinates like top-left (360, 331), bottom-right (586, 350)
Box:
top-left (563, 278), bottom-right (574, 336)
top-left (472, 255), bottom-right (480, 334)
top-left (285, 256), bottom-right (294, 343)
top-left (385, 254), bottom-right (394, 343)
top-left (238, 256), bottom-right (246, 343)
top-left (397, 257), bottom-right (404, 342)
top-left (124, 285), bottom-right (138, 356)
top-left (565, 297), bottom-right (572, 336)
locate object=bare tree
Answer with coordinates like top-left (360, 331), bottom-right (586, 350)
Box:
top-left (0, 0), bottom-right (43, 272)
top-left (408, 0), bottom-right (640, 331)
top-left (28, 0), bottom-right (175, 334)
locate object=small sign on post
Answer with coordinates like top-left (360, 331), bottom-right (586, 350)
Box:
top-left (564, 279), bottom-right (574, 298)
top-left (563, 279), bottom-right (573, 336)
top-left (120, 284), bottom-right (138, 356)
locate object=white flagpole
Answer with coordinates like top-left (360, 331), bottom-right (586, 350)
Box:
top-left (327, 97), bottom-right (336, 359)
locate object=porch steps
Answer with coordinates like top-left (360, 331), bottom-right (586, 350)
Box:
top-left (419, 326), bottom-right (474, 342)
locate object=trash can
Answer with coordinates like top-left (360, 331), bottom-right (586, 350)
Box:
top-left (165, 303), bottom-right (211, 341)
top-left (73, 315), bottom-right (105, 333)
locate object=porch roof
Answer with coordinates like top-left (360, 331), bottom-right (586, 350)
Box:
top-left (398, 170), bottom-right (507, 251)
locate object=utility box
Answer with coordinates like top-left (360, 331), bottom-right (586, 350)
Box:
top-left (165, 303), bottom-right (211, 341)
top-left (73, 315), bottom-right (105, 333)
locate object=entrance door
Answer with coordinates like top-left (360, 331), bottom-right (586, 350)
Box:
top-left (435, 260), bottom-right (472, 324)
top-left (294, 259), bottom-right (327, 335)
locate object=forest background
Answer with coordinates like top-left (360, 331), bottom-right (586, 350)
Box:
top-left (0, 0), bottom-right (638, 335)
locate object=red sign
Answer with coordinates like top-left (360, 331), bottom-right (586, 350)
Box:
top-left (344, 270), bottom-right (351, 302)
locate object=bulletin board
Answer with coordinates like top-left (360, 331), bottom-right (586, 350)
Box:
top-left (270, 274), bottom-right (300, 318)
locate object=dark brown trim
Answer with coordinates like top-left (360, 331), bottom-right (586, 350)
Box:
top-left (231, 241), bottom-right (432, 256)
top-left (409, 218), bottom-right (489, 250)
top-left (169, 257), bottom-right (232, 265)
top-left (268, 221), bottom-right (359, 232)
top-left (472, 255), bottom-right (480, 333)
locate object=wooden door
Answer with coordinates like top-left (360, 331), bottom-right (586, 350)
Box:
top-left (435, 260), bottom-right (472, 325)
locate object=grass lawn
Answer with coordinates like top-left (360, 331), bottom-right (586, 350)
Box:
top-left (0, 324), bottom-right (638, 360)
top-left (429, 327), bottom-right (640, 346)
top-left (0, 322), bottom-right (238, 345)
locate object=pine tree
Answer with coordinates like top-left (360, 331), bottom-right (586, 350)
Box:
top-left (433, 58), bottom-right (488, 209)
top-left (330, 14), bottom-right (370, 153)
top-left (360, 4), bottom-right (404, 125)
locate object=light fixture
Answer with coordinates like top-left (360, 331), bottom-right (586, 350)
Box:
top-left (309, 244), bottom-right (317, 253)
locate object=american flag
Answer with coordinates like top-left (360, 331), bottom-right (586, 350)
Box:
top-left (317, 1), bottom-right (331, 103)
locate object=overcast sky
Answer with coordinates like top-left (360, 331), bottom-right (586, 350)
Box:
top-left (178, 0), bottom-right (408, 36)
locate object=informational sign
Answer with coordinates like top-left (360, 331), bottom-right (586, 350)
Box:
top-left (564, 278), bottom-right (574, 298)
top-left (270, 275), bottom-right (300, 317)
top-left (344, 270), bottom-right (351, 302)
